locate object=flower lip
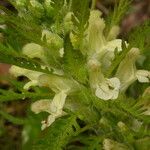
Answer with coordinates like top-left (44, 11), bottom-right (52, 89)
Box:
top-left (136, 70), bottom-right (150, 83)
top-left (31, 91), bottom-right (67, 130)
top-left (95, 77), bottom-right (120, 100)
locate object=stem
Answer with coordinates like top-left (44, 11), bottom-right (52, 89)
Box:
top-left (75, 124), bottom-right (93, 136)
top-left (69, 0), bottom-right (72, 11)
top-left (0, 110), bottom-right (27, 125)
top-left (91, 0), bottom-right (96, 10)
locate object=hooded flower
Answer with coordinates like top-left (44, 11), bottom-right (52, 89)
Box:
top-left (38, 74), bottom-right (79, 94)
top-left (88, 58), bottom-right (120, 100)
top-left (86, 10), bottom-right (123, 70)
top-left (9, 65), bottom-right (80, 129)
top-left (31, 91), bottom-right (67, 130)
top-left (116, 48), bottom-right (150, 92)
top-left (9, 66), bottom-right (43, 90)
top-left (31, 74), bottom-right (80, 129)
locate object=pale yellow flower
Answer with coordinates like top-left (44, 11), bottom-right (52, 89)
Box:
top-left (31, 91), bottom-right (67, 130)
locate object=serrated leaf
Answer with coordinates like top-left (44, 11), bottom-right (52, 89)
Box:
top-left (71, 0), bottom-right (90, 51)
top-left (63, 35), bottom-right (88, 83)
top-left (105, 0), bottom-right (132, 36)
top-left (32, 115), bottom-right (80, 150)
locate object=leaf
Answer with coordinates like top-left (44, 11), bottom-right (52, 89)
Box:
top-left (134, 137), bottom-right (150, 150)
top-left (63, 35), bottom-right (88, 83)
top-left (71, 0), bottom-right (90, 51)
top-left (115, 97), bottom-right (150, 124)
top-left (105, 41), bottom-right (130, 77)
top-left (128, 20), bottom-right (150, 52)
top-left (68, 135), bottom-right (103, 150)
top-left (105, 0), bottom-right (132, 35)
top-left (0, 88), bottom-right (51, 102)
top-left (0, 43), bottom-right (54, 74)
top-left (0, 76), bottom-right (52, 102)
top-left (32, 115), bottom-right (80, 150)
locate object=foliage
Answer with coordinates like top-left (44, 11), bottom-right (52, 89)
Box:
top-left (0, 0), bottom-right (149, 149)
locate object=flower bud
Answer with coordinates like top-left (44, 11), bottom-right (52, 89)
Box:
top-left (22, 43), bottom-right (45, 61)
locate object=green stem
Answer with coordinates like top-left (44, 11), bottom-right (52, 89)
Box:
top-left (91, 0), bottom-right (96, 10)
top-left (0, 110), bottom-right (27, 125)
top-left (75, 124), bottom-right (92, 136)
top-left (0, 90), bottom-right (51, 102)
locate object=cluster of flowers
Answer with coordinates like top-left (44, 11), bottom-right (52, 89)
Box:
top-left (9, 1), bottom-right (150, 130)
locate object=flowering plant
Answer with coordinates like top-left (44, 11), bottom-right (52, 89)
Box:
top-left (0, 0), bottom-right (150, 149)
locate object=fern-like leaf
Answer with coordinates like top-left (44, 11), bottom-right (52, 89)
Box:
top-left (32, 115), bottom-right (80, 150)
top-left (63, 35), bottom-right (88, 83)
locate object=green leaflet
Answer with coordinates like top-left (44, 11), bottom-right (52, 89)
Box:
top-left (128, 20), bottom-right (150, 52)
top-left (32, 115), bottom-right (80, 150)
top-left (72, 0), bottom-right (90, 25)
top-left (0, 44), bottom-right (53, 74)
top-left (0, 76), bottom-right (52, 102)
top-left (105, 41), bottom-right (130, 77)
top-left (71, 0), bottom-right (90, 51)
top-left (0, 88), bottom-right (51, 102)
top-left (67, 135), bottom-right (103, 150)
top-left (63, 35), bottom-right (88, 84)
top-left (105, 0), bottom-right (132, 36)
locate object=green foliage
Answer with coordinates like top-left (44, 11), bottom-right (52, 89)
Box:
top-left (128, 21), bottom-right (150, 52)
top-left (115, 96), bottom-right (150, 124)
top-left (0, 44), bottom-right (53, 74)
top-left (32, 115), bottom-right (80, 150)
top-left (63, 35), bottom-right (88, 83)
top-left (71, 0), bottom-right (90, 51)
top-left (128, 21), bottom-right (150, 70)
top-left (0, 0), bottom-right (149, 149)
top-left (105, 0), bottom-right (132, 35)
top-left (105, 41), bottom-right (130, 77)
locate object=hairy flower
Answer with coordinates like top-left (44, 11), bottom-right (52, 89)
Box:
top-left (31, 91), bottom-right (67, 130)
top-left (116, 48), bottom-right (150, 91)
top-left (31, 74), bottom-right (80, 129)
top-left (86, 10), bottom-right (123, 71)
top-left (38, 74), bottom-right (79, 94)
top-left (9, 66), bottom-right (43, 90)
top-left (88, 59), bottom-right (120, 100)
